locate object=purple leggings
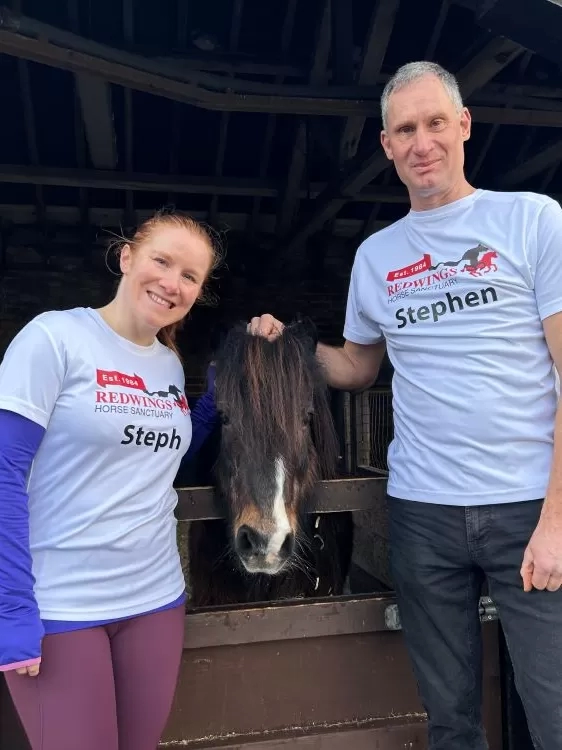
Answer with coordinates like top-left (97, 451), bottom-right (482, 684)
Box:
top-left (5, 604), bottom-right (185, 750)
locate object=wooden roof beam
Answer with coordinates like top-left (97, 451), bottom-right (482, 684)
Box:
top-left (338, 0), bottom-right (400, 164)
top-left (209, 0), bottom-right (244, 226)
top-left (457, 36), bottom-right (526, 99)
top-left (0, 164), bottom-right (413, 203)
top-left (250, 0), bottom-right (298, 236)
top-left (500, 138), bottom-right (562, 186)
top-left (0, 203), bottom-right (391, 239)
top-left (277, 0), bottom-right (332, 237)
top-left (276, 36), bottom-right (530, 263)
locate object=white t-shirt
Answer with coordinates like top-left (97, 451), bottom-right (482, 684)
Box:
top-left (0, 307), bottom-right (191, 619)
top-left (344, 189), bottom-right (562, 505)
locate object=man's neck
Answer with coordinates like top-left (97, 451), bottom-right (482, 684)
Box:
top-left (409, 179), bottom-right (476, 212)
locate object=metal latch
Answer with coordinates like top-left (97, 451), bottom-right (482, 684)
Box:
top-left (478, 595), bottom-right (498, 622)
top-left (384, 595), bottom-right (498, 632)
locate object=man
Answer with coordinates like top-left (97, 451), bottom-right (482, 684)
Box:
top-left (251, 61), bottom-right (562, 749)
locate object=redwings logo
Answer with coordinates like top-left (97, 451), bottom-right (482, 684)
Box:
top-left (95, 369), bottom-right (190, 418)
top-left (386, 243), bottom-right (499, 303)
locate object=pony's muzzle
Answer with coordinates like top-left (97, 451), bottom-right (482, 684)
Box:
top-left (235, 524), bottom-right (295, 574)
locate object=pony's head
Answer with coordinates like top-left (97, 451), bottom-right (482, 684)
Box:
top-left (213, 320), bottom-right (339, 575)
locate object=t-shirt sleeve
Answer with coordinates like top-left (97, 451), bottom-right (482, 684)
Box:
top-left (0, 410), bottom-right (45, 671)
top-left (0, 319), bottom-right (66, 428)
top-left (342, 253), bottom-right (384, 345)
top-left (534, 198), bottom-right (562, 321)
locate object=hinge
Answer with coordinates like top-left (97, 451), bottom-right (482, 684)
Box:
top-left (384, 595), bottom-right (498, 631)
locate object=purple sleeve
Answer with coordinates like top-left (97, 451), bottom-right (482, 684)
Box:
top-left (0, 409), bottom-right (45, 671)
top-left (183, 364), bottom-right (218, 463)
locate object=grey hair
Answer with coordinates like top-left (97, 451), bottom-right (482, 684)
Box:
top-left (380, 61), bottom-right (464, 130)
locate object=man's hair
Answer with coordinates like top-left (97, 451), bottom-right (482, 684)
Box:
top-left (380, 61), bottom-right (464, 130)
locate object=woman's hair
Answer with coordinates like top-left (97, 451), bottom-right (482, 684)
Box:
top-left (108, 208), bottom-right (223, 360)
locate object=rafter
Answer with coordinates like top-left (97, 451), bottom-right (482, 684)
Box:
top-left (277, 0), bottom-right (332, 237)
top-left (276, 36), bottom-right (532, 263)
top-left (0, 14), bottom-right (558, 124)
top-left (339, 0), bottom-right (400, 164)
top-left (0, 203), bottom-right (391, 239)
top-left (249, 0), bottom-right (298, 236)
top-left (0, 164), bottom-right (412, 204)
top-left (457, 37), bottom-right (525, 99)
top-left (122, 0), bottom-right (134, 227)
top-left (209, 0), bottom-right (244, 226)
top-left (500, 139), bottom-right (562, 186)
top-left (11, 0), bottom-right (43, 224)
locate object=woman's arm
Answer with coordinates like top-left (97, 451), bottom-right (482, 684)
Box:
top-left (0, 410), bottom-right (45, 673)
top-left (182, 363), bottom-right (218, 463)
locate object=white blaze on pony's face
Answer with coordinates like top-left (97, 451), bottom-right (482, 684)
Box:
top-left (234, 457), bottom-right (296, 575)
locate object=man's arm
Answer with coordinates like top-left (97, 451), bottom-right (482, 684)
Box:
top-left (521, 311), bottom-right (562, 592)
top-left (248, 314), bottom-right (386, 391)
top-left (316, 339), bottom-right (387, 391)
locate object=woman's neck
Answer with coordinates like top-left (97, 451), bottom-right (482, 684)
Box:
top-left (97, 297), bottom-right (156, 347)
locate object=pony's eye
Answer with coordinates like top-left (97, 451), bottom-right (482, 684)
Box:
top-left (220, 413), bottom-right (230, 426)
top-left (303, 410), bottom-right (313, 426)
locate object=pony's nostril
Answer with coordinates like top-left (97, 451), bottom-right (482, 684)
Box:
top-left (280, 532), bottom-right (295, 559)
top-left (236, 525), bottom-right (266, 557)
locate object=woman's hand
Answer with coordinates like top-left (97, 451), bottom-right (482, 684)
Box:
top-left (15, 659), bottom-right (41, 677)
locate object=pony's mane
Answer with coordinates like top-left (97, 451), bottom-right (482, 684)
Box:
top-left (214, 321), bottom-right (340, 480)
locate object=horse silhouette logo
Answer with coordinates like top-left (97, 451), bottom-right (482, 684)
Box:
top-left (142, 384), bottom-right (190, 415)
top-left (429, 243), bottom-right (498, 277)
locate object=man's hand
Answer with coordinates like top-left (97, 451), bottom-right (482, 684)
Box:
top-left (15, 659), bottom-right (41, 677)
top-left (521, 509), bottom-right (562, 592)
top-left (247, 314), bottom-right (284, 342)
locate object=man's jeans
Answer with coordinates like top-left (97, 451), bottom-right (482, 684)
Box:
top-left (388, 497), bottom-right (562, 750)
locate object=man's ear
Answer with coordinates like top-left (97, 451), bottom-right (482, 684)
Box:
top-left (381, 130), bottom-right (393, 161)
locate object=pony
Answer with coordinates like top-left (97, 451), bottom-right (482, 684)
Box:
top-left (187, 320), bottom-right (354, 607)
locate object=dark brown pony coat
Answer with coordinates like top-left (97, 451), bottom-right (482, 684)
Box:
top-left (187, 321), bottom-right (353, 607)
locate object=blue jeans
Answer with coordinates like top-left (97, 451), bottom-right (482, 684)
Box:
top-left (388, 497), bottom-right (562, 750)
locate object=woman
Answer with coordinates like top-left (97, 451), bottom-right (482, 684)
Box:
top-left (0, 209), bottom-right (222, 750)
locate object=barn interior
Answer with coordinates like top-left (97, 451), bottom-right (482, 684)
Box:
top-left (1, 0), bottom-right (562, 607)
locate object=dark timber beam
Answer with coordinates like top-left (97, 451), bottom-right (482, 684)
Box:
top-left (277, 0), bottom-right (332, 237)
top-left (456, 37), bottom-right (525, 99)
top-left (500, 139), bottom-right (562, 186)
top-left (0, 164), bottom-right (412, 204)
top-left (331, 0), bottom-right (354, 85)
top-left (277, 36), bottom-right (531, 263)
top-left (11, 0), bottom-right (43, 224)
top-left (0, 13), bottom-right (558, 123)
top-left (0, 203), bottom-right (392, 238)
top-left (67, 3), bottom-right (116, 171)
top-left (123, 0), bottom-right (134, 227)
top-left (339, 0), bottom-right (400, 164)
top-left (250, 0), bottom-right (297, 236)
top-left (209, 0), bottom-right (244, 226)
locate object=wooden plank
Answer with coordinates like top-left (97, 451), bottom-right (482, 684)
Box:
top-left (162, 721), bottom-right (429, 749)
top-left (184, 595), bottom-right (399, 649)
top-left (175, 476), bottom-right (387, 521)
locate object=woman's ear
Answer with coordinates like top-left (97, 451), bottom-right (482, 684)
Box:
top-left (119, 243), bottom-right (133, 275)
